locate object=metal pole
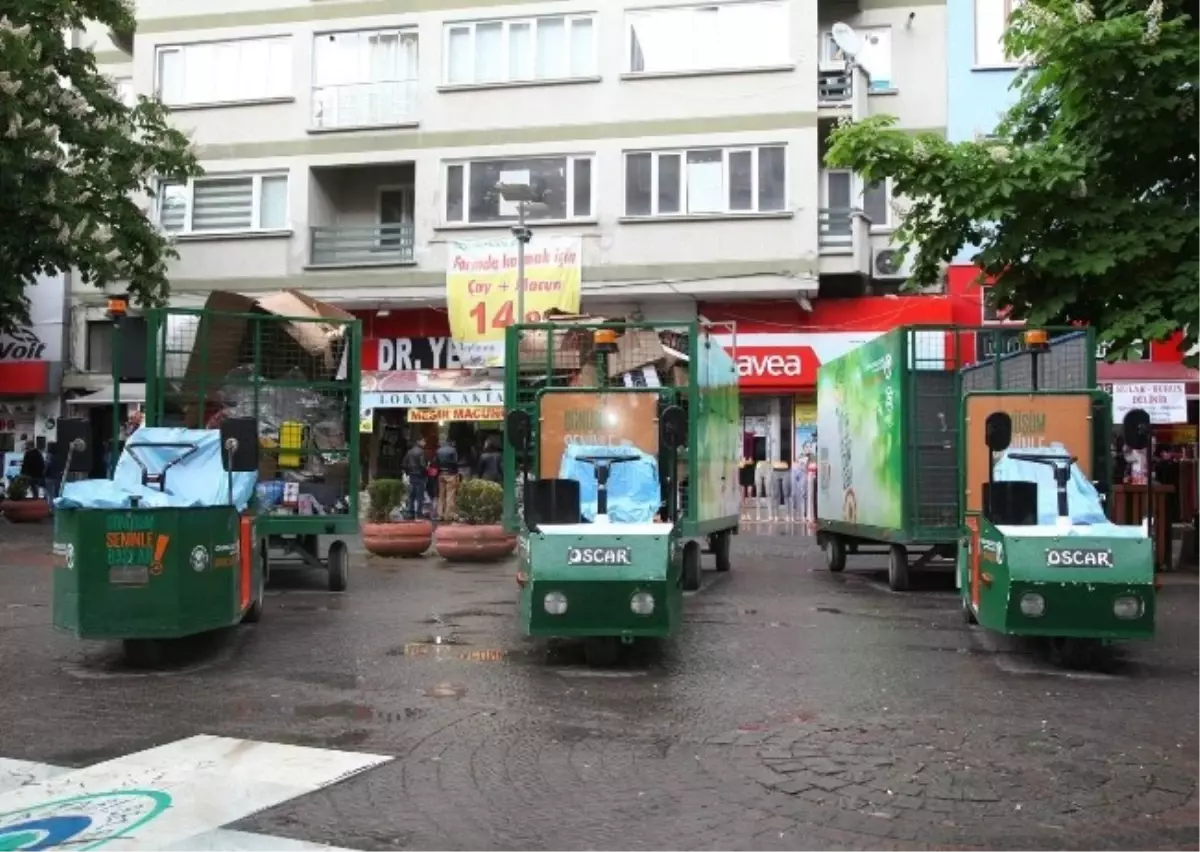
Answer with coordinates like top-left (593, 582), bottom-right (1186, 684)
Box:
top-left (515, 201), bottom-right (526, 324)
top-left (110, 317), bottom-right (121, 477)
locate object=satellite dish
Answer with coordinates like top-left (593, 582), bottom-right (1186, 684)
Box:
top-left (830, 22), bottom-right (862, 59)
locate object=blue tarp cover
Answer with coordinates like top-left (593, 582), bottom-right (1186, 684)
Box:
top-left (993, 443), bottom-right (1144, 537)
top-left (559, 444), bottom-right (661, 524)
top-left (55, 427), bottom-right (258, 511)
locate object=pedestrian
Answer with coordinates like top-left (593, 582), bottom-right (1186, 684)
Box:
top-left (477, 437), bottom-right (502, 483)
top-left (20, 443), bottom-right (46, 499)
top-left (44, 442), bottom-right (63, 510)
top-left (435, 440), bottom-right (460, 521)
top-left (402, 438), bottom-right (427, 520)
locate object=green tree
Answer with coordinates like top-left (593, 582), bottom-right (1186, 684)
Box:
top-left (0, 1), bottom-right (200, 335)
top-left (825, 0), bottom-right (1198, 363)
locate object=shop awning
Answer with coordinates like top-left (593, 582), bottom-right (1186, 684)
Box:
top-left (1098, 361), bottom-right (1199, 398)
top-left (360, 370), bottom-right (502, 409)
top-left (66, 383), bottom-right (147, 407)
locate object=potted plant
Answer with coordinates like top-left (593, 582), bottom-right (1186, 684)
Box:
top-left (362, 478), bottom-right (433, 558)
top-left (1, 476), bottom-right (50, 523)
top-left (434, 479), bottom-right (516, 561)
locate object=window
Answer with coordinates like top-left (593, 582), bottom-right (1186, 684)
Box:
top-left (443, 15), bottom-right (595, 85)
top-left (443, 155), bottom-right (593, 224)
top-left (157, 173), bottom-right (289, 234)
top-left (624, 146), bottom-right (786, 217)
top-left (975, 0), bottom-right (1023, 66)
top-left (626, 2), bottom-right (788, 74)
top-left (312, 29), bottom-right (419, 128)
top-left (155, 37), bottom-right (292, 106)
top-left (113, 77), bottom-right (134, 107)
top-left (863, 180), bottom-right (890, 228)
top-left (820, 27), bottom-right (892, 90)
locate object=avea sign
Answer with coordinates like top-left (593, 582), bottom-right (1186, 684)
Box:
top-left (735, 352), bottom-right (805, 380)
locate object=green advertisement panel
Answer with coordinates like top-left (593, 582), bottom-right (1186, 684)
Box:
top-left (816, 332), bottom-right (904, 529)
top-left (694, 333), bottom-right (741, 524)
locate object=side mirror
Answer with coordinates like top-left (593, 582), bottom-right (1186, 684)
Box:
top-left (57, 418), bottom-right (93, 473)
top-left (1123, 408), bottom-right (1152, 451)
top-left (984, 411), bottom-right (1012, 452)
top-left (219, 417), bottom-right (259, 472)
top-left (505, 409), bottom-right (532, 454)
top-left (659, 405), bottom-right (687, 450)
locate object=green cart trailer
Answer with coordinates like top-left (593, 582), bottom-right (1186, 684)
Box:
top-left (144, 297), bottom-right (362, 590)
top-left (502, 320), bottom-right (741, 665)
top-left (816, 326), bottom-right (1110, 590)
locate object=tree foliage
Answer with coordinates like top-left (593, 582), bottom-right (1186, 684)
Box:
top-left (825, 0), bottom-right (1198, 363)
top-left (0, 0), bottom-right (201, 334)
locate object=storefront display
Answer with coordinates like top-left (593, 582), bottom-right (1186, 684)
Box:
top-left (0, 273), bottom-right (66, 451)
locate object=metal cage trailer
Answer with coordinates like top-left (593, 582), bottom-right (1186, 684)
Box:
top-left (815, 325), bottom-right (1108, 590)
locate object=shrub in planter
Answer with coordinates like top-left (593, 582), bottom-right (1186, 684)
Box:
top-left (1, 476), bottom-right (50, 523)
top-left (362, 478), bottom-right (432, 558)
top-left (434, 479), bottom-right (516, 561)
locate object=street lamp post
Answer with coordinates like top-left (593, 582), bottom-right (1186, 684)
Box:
top-left (495, 183), bottom-right (548, 326)
top-left (106, 293), bottom-right (128, 477)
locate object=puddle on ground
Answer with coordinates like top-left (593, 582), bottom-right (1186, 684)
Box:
top-left (395, 643), bottom-right (508, 662)
top-left (291, 701), bottom-right (429, 723)
top-left (425, 682), bottom-right (467, 698)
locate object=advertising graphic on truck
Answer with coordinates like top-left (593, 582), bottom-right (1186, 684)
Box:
top-left (816, 332), bottom-right (904, 530)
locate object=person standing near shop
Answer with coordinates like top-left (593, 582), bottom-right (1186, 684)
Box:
top-left (402, 438), bottom-right (428, 520)
top-left (476, 437), bottom-right (502, 483)
top-left (20, 442), bottom-right (46, 499)
top-left (435, 440), bottom-right (460, 521)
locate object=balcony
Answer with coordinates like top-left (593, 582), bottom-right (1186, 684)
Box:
top-left (818, 69), bottom-right (852, 104)
top-left (310, 223), bottom-right (415, 266)
top-left (307, 162), bottom-right (417, 269)
top-left (817, 63), bottom-right (868, 119)
top-left (818, 207), bottom-right (871, 278)
top-left (311, 80), bottom-right (419, 131)
top-left (818, 207), bottom-right (853, 251)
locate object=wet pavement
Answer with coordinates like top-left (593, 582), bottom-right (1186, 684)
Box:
top-left (0, 520), bottom-right (1196, 850)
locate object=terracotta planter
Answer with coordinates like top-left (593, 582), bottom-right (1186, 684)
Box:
top-left (363, 520), bottom-right (433, 558)
top-left (435, 524), bottom-right (517, 562)
top-left (1, 499), bottom-right (50, 523)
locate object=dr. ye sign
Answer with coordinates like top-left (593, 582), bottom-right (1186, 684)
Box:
top-left (1110, 382), bottom-right (1187, 425)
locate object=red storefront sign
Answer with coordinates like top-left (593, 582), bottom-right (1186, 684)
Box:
top-left (733, 346), bottom-right (822, 388)
top-left (354, 309), bottom-right (452, 371)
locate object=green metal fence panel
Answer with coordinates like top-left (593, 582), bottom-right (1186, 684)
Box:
top-left (143, 307), bottom-right (361, 531)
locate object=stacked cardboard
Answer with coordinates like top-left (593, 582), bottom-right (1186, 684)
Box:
top-left (518, 312), bottom-right (690, 388)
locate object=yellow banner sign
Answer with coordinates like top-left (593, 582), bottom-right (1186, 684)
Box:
top-left (408, 406), bottom-right (505, 423)
top-left (446, 236), bottom-right (582, 366)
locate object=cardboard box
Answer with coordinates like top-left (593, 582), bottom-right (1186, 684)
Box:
top-left (518, 312), bottom-right (605, 373)
top-left (606, 329), bottom-right (666, 378)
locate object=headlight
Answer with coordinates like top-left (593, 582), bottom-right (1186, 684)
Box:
top-left (1113, 596), bottom-right (1143, 619)
top-left (630, 592), bottom-right (655, 616)
top-left (543, 591), bottom-right (568, 615)
top-left (1019, 593), bottom-right (1046, 617)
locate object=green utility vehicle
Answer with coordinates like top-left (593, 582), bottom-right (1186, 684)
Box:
top-left (51, 294), bottom-right (361, 661)
top-left (502, 320), bottom-right (741, 665)
top-left (815, 326), bottom-right (1111, 590)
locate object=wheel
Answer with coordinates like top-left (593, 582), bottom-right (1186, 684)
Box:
top-left (961, 595), bottom-right (977, 624)
top-left (681, 541), bottom-right (702, 591)
top-left (327, 539), bottom-right (349, 592)
top-left (714, 531), bottom-right (732, 573)
top-left (583, 637), bottom-right (621, 667)
top-left (825, 535), bottom-right (847, 572)
top-left (887, 544), bottom-right (910, 591)
top-left (242, 560), bottom-right (265, 624)
top-left (259, 538), bottom-right (272, 588)
top-left (1046, 637), bottom-right (1100, 669)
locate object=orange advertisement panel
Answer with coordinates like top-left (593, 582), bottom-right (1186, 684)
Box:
top-left (407, 406), bottom-right (504, 423)
top-left (964, 393), bottom-right (1093, 514)
top-left (538, 391), bottom-right (659, 478)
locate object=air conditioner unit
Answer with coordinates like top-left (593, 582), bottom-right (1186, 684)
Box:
top-left (872, 247), bottom-right (914, 282)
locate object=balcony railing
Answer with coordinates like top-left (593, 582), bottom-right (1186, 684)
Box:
top-left (818, 68), bottom-right (852, 103)
top-left (311, 80), bottom-right (419, 130)
top-left (309, 223), bottom-right (416, 267)
top-left (818, 208), bottom-right (854, 251)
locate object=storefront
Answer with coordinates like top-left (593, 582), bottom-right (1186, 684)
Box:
top-left (356, 308), bottom-right (504, 481)
top-left (701, 296), bottom-right (958, 466)
top-left (0, 273), bottom-right (66, 484)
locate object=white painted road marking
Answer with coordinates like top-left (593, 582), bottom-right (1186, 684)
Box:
top-left (0, 736), bottom-right (388, 850)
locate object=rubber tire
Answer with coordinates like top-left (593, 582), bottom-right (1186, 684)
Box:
top-left (583, 637), bottom-right (621, 667)
top-left (242, 561), bottom-right (265, 624)
top-left (887, 544), bottom-right (910, 591)
top-left (825, 536), bottom-right (847, 573)
top-left (122, 639), bottom-right (162, 667)
top-left (681, 541), bottom-right (702, 591)
top-left (259, 538), bottom-right (272, 588)
top-left (327, 540), bottom-right (349, 592)
top-left (961, 595), bottom-right (977, 624)
top-left (714, 531), bottom-right (732, 573)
